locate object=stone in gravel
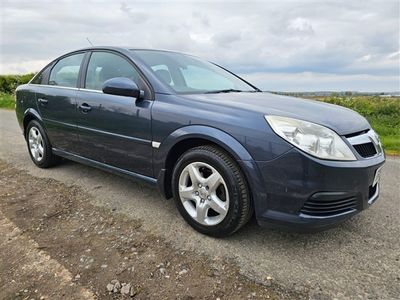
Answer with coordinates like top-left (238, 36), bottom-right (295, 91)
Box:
top-left (264, 280), bottom-right (272, 287)
top-left (178, 269), bottom-right (188, 275)
top-left (114, 281), bottom-right (121, 291)
top-left (106, 284), bottom-right (114, 292)
top-left (121, 283), bottom-right (131, 295)
top-left (74, 274), bottom-right (81, 280)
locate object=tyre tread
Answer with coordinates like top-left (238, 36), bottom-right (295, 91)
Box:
top-left (172, 144), bottom-right (253, 237)
top-left (195, 145), bottom-right (252, 235)
top-left (26, 120), bottom-right (60, 168)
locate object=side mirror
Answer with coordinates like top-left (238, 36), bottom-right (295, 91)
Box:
top-left (102, 77), bottom-right (143, 99)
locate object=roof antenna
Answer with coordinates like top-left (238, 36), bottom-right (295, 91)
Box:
top-left (86, 37), bottom-right (94, 46)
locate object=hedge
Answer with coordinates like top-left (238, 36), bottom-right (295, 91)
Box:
top-left (0, 73), bottom-right (36, 94)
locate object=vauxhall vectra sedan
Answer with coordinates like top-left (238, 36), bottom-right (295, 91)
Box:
top-left (15, 47), bottom-right (385, 237)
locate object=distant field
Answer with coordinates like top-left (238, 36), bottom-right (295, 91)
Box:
top-left (0, 92), bottom-right (398, 155)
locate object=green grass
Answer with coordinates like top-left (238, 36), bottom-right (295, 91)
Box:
top-left (312, 96), bottom-right (400, 155)
top-left (0, 93), bottom-right (15, 109)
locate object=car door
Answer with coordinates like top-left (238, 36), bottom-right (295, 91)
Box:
top-left (76, 51), bottom-right (154, 176)
top-left (35, 52), bottom-right (85, 153)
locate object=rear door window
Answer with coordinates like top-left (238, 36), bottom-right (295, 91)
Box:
top-left (49, 53), bottom-right (84, 88)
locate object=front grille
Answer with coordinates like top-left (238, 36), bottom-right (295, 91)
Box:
top-left (300, 196), bottom-right (357, 217)
top-left (353, 142), bottom-right (377, 158)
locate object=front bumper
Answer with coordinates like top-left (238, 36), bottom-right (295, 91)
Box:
top-left (253, 148), bottom-right (385, 231)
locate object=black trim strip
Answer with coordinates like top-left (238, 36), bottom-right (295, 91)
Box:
top-left (52, 148), bottom-right (157, 186)
top-left (43, 118), bottom-right (75, 128)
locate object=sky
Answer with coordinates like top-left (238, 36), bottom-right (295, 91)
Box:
top-left (0, 0), bottom-right (399, 92)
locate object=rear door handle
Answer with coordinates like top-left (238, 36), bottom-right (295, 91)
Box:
top-left (79, 103), bottom-right (92, 113)
top-left (38, 98), bottom-right (48, 104)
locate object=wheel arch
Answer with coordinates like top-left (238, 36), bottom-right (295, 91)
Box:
top-left (23, 108), bottom-right (43, 138)
top-left (154, 125), bottom-right (257, 199)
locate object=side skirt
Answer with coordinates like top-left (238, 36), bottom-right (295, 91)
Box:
top-left (52, 148), bottom-right (158, 188)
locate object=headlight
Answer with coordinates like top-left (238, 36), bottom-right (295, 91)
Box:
top-left (265, 115), bottom-right (356, 161)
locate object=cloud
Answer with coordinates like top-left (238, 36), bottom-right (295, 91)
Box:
top-left (192, 11), bottom-right (210, 27)
top-left (212, 32), bottom-right (242, 47)
top-left (0, 0), bottom-right (399, 91)
top-left (287, 17), bottom-right (314, 35)
top-left (242, 72), bottom-right (399, 92)
top-left (120, 2), bottom-right (149, 23)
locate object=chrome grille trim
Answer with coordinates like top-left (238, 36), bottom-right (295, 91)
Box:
top-left (346, 129), bottom-right (383, 158)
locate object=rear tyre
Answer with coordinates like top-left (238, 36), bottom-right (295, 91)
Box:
top-left (172, 145), bottom-right (252, 237)
top-left (26, 120), bottom-right (60, 168)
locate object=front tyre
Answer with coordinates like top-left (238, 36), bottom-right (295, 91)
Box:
top-left (26, 120), bottom-right (60, 168)
top-left (172, 145), bottom-right (252, 237)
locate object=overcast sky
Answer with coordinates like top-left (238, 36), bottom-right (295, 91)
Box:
top-left (0, 0), bottom-right (399, 91)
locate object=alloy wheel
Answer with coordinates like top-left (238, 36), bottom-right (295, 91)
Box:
top-left (178, 162), bottom-right (229, 226)
top-left (28, 126), bottom-right (44, 162)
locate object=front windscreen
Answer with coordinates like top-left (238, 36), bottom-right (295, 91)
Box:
top-left (133, 50), bottom-right (257, 94)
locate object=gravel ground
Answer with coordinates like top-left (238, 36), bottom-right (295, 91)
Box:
top-left (0, 161), bottom-right (300, 299)
top-left (1, 109), bottom-right (399, 299)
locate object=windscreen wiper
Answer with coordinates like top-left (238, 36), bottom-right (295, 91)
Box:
top-left (205, 89), bottom-right (244, 94)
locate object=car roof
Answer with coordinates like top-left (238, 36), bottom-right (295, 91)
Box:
top-left (72, 46), bottom-right (185, 55)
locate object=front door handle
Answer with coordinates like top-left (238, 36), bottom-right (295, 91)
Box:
top-left (38, 98), bottom-right (48, 104)
top-left (79, 103), bottom-right (92, 113)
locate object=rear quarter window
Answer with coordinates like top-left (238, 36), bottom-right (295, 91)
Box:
top-left (31, 64), bottom-right (52, 85)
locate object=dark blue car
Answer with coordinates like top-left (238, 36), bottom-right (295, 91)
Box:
top-left (15, 47), bottom-right (385, 237)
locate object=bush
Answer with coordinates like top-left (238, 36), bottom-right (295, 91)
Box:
top-left (0, 73), bottom-right (36, 94)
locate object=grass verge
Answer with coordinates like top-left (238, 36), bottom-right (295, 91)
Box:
top-left (0, 93), bottom-right (15, 109)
